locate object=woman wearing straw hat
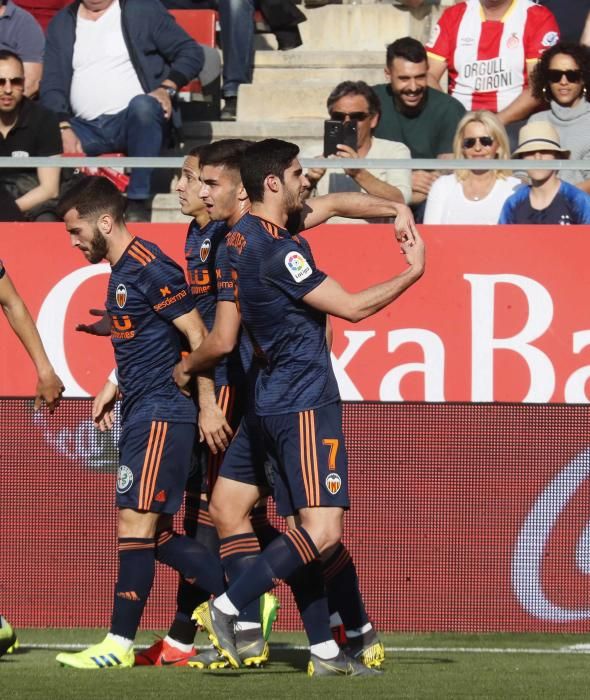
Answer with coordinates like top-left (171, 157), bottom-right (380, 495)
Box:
top-left (499, 121), bottom-right (590, 224)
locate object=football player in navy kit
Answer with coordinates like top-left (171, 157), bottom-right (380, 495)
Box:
top-left (177, 139), bottom-right (423, 675)
top-left (54, 176), bottom-right (230, 670)
top-left (186, 139), bottom-right (425, 675)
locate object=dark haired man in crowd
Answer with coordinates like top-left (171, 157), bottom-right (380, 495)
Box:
top-left (305, 80), bottom-right (411, 222)
top-left (372, 37), bottom-right (465, 219)
top-left (40, 0), bottom-right (218, 222)
top-left (0, 49), bottom-right (61, 221)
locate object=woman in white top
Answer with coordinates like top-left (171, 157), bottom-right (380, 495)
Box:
top-left (424, 110), bottom-right (521, 225)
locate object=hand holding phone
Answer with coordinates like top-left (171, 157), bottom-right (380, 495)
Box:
top-left (323, 119), bottom-right (358, 157)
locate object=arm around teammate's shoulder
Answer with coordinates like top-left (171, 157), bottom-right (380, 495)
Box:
top-left (302, 229), bottom-right (425, 323)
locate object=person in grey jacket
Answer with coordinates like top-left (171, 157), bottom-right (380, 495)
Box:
top-left (40, 0), bottom-right (218, 220)
top-left (529, 41), bottom-right (590, 195)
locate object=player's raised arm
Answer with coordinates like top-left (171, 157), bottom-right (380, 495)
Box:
top-left (299, 191), bottom-right (417, 236)
top-left (302, 228), bottom-right (425, 323)
top-left (0, 267), bottom-right (64, 412)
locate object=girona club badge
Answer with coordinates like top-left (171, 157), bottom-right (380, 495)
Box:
top-left (116, 284), bottom-right (127, 309)
top-left (326, 473), bottom-right (342, 495)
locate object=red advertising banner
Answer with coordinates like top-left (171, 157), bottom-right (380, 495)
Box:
top-left (1, 223), bottom-right (590, 402)
top-left (3, 400), bottom-right (590, 632)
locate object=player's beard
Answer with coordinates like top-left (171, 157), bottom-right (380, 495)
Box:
top-left (87, 224), bottom-right (109, 264)
top-left (284, 185), bottom-right (304, 215)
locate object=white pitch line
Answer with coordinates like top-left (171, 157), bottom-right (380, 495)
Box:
top-left (18, 643), bottom-right (590, 655)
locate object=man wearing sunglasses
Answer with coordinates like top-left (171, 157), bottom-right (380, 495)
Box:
top-left (0, 49), bottom-right (61, 221)
top-left (305, 80), bottom-right (412, 224)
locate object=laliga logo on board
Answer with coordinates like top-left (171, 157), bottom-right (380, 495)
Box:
top-left (512, 448), bottom-right (590, 621)
top-left (200, 239), bottom-right (211, 262)
top-left (116, 283), bottom-right (127, 309)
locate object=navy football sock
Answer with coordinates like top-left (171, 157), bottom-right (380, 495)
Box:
top-left (287, 560), bottom-right (332, 645)
top-left (170, 500), bottom-right (221, 644)
top-left (110, 538), bottom-right (155, 640)
top-left (250, 503), bottom-right (282, 549)
top-left (220, 533), bottom-right (261, 624)
top-left (226, 527), bottom-right (319, 612)
top-left (156, 529), bottom-right (225, 597)
top-left (323, 543), bottom-right (369, 631)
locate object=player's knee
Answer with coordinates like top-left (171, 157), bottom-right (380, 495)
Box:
top-left (209, 497), bottom-right (248, 536)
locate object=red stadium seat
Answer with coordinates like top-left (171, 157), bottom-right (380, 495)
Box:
top-left (169, 9), bottom-right (217, 94)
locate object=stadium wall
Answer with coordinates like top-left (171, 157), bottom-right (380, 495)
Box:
top-left (2, 223), bottom-right (590, 632)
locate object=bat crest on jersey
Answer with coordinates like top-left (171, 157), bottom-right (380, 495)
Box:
top-left (116, 284), bottom-right (127, 309)
top-left (326, 473), bottom-right (342, 495)
top-left (200, 239), bottom-right (211, 262)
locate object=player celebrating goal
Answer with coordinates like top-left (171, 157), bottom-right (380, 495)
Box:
top-left (54, 176), bottom-right (231, 669)
top-left (185, 139), bottom-right (425, 674)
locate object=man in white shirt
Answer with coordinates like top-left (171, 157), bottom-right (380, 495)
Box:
top-left (41, 0), bottom-right (216, 221)
top-left (305, 81), bottom-right (412, 224)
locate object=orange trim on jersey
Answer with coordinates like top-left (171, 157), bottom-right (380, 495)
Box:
top-left (323, 548), bottom-right (351, 581)
top-left (118, 541), bottom-right (156, 551)
top-left (134, 241), bottom-right (156, 261)
top-left (285, 529), bottom-right (316, 564)
top-left (299, 411), bottom-right (320, 507)
top-left (261, 220), bottom-right (280, 239)
top-left (138, 421), bottom-right (168, 510)
top-left (128, 248), bottom-right (151, 266)
top-left (128, 242), bottom-right (156, 266)
top-left (157, 530), bottom-right (174, 547)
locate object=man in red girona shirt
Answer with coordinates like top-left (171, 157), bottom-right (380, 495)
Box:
top-left (426, 0), bottom-right (559, 129)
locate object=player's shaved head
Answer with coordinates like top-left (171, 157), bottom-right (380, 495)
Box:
top-left (240, 139), bottom-right (300, 203)
top-left (56, 175), bottom-right (126, 224)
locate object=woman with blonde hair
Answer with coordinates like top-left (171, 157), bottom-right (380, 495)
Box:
top-left (424, 110), bottom-right (521, 224)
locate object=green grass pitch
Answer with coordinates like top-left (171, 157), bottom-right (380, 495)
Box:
top-left (3, 630), bottom-right (590, 699)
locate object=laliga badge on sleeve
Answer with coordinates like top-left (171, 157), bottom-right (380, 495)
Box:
top-left (285, 251), bottom-right (312, 283)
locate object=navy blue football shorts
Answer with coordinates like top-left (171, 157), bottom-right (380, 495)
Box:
top-left (186, 384), bottom-right (246, 498)
top-left (116, 420), bottom-right (195, 514)
top-left (260, 402), bottom-right (350, 518)
top-left (218, 411), bottom-right (271, 489)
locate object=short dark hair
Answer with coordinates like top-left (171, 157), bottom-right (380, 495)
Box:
top-left (386, 36), bottom-right (427, 67)
top-left (0, 50), bottom-right (24, 68)
top-left (187, 144), bottom-right (206, 159)
top-left (56, 175), bottom-right (126, 223)
top-left (240, 139), bottom-right (300, 203)
top-left (199, 138), bottom-right (253, 173)
top-left (530, 41), bottom-right (590, 101)
top-left (326, 80), bottom-right (381, 118)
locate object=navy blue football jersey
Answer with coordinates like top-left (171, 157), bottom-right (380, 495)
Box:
top-left (185, 219), bottom-right (244, 387)
top-left (225, 213), bottom-right (340, 416)
top-left (106, 237), bottom-right (197, 426)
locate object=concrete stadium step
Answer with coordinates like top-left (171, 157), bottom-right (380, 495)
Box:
top-left (180, 119), bottom-right (322, 149)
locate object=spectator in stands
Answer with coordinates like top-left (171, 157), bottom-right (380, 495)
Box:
top-left (0, 0), bottom-right (44, 96)
top-left (161, 0), bottom-right (305, 121)
top-left (0, 50), bottom-right (61, 222)
top-left (424, 110), bottom-right (521, 224)
top-left (372, 37), bottom-right (465, 220)
top-left (12, 1), bottom-right (69, 33)
top-left (40, 0), bottom-right (214, 222)
top-left (426, 0), bottom-right (560, 137)
top-left (304, 80), bottom-right (411, 223)
top-left (528, 41), bottom-right (590, 194)
top-left (499, 121), bottom-right (590, 224)
top-left (538, 0), bottom-right (590, 45)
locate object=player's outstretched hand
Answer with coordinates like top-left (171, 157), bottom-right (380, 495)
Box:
top-left (34, 367), bottom-right (65, 413)
top-left (393, 203), bottom-right (418, 242)
top-left (76, 308), bottom-right (111, 336)
top-left (199, 402), bottom-right (233, 455)
top-left (92, 379), bottom-right (118, 432)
